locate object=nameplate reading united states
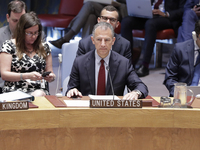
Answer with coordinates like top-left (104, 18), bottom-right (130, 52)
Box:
top-left (90, 99), bottom-right (142, 108)
top-left (0, 101), bottom-right (29, 111)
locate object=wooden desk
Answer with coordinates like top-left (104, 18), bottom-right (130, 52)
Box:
top-left (1, 96), bottom-right (200, 150)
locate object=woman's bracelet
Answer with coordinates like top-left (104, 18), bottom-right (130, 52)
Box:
top-left (20, 73), bottom-right (24, 81)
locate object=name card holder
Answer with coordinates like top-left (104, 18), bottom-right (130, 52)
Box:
top-left (0, 101), bottom-right (29, 111)
top-left (90, 99), bottom-right (142, 108)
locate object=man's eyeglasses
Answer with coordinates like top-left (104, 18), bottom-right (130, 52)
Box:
top-left (100, 16), bottom-right (117, 23)
top-left (25, 31), bottom-right (40, 37)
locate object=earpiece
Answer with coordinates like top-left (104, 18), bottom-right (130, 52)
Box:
top-left (58, 54), bottom-right (62, 63)
top-left (192, 31), bottom-right (197, 41)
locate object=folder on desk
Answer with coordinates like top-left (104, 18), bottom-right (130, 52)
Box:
top-left (145, 95), bottom-right (160, 107)
top-left (29, 102), bottom-right (39, 108)
top-left (190, 98), bottom-right (200, 108)
top-left (45, 95), bottom-right (67, 107)
top-left (0, 91), bottom-right (34, 102)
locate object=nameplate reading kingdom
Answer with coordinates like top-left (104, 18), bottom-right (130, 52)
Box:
top-left (0, 101), bottom-right (29, 111)
top-left (90, 99), bottom-right (142, 108)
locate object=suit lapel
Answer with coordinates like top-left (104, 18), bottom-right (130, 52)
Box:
top-left (106, 52), bottom-right (119, 95)
top-left (187, 41), bottom-right (195, 79)
top-left (112, 34), bottom-right (120, 52)
top-left (89, 38), bottom-right (95, 50)
top-left (85, 51), bottom-right (95, 94)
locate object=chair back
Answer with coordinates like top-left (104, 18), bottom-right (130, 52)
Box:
top-left (61, 41), bottom-right (79, 95)
top-left (59, 0), bottom-right (84, 15)
top-left (62, 76), bottom-right (70, 96)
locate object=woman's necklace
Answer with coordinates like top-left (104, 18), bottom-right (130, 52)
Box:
top-left (26, 48), bottom-right (35, 57)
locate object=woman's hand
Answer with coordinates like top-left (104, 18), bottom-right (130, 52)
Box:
top-left (27, 71), bottom-right (42, 81)
top-left (43, 73), bottom-right (56, 82)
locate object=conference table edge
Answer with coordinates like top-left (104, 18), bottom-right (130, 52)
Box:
top-left (0, 96), bottom-right (200, 130)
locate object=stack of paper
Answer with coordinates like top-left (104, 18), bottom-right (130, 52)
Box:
top-left (89, 94), bottom-right (120, 100)
top-left (0, 91), bottom-right (34, 102)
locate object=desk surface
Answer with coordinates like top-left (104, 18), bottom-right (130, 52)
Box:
top-left (1, 96), bottom-right (200, 150)
top-left (1, 96), bottom-right (200, 130)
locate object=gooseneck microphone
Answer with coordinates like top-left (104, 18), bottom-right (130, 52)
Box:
top-left (106, 66), bottom-right (115, 100)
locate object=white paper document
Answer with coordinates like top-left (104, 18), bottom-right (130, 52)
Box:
top-left (88, 94), bottom-right (121, 100)
top-left (0, 91), bottom-right (34, 102)
top-left (64, 100), bottom-right (89, 107)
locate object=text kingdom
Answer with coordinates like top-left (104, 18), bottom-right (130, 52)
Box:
top-left (0, 101), bottom-right (29, 111)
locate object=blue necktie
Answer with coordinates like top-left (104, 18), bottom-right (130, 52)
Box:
top-left (191, 52), bottom-right (200, 86)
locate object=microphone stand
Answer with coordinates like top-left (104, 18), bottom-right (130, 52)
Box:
top-left (106, 66), bottom-right (115, 101)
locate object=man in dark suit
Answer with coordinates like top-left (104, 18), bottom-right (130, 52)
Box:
top-left (77, 5), bottom-right (132, 62)
top-left (49, 1), bottom-right (128, 49)
top-left (121, 0), bottom-right (186, 77)
top-left (0, 0), bottom-right (26, 94)
top-left (0, 0), bottom-right (26, 46)
top-left (164, 20), bottom-right (200, 97)
top-left (177, 0), bottom-right (200, 42)
top-left (66, 22), bottom-right (148, 100)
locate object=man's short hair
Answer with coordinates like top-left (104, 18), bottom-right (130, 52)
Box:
top-left (7, 0), bottom-right (27, 16)
top-left (101, 5), bottom-right (119, 20)
top-left (92, 22), bottom-right (114, 38)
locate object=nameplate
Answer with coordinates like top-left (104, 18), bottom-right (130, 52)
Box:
top-left (90, 99), bottom-right (142, 108)
top-left (0, 101), bottom-right (29, 111)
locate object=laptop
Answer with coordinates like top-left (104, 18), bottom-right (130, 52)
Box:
top-left (126, 0), bottom-right (153, 19)
top-left (83, 0), bottom-right (113, 5)
top-left (187, 86), bottom-right (200, 97)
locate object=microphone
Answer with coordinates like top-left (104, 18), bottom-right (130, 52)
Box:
top-left (106, 65), bottom-right (115, 100)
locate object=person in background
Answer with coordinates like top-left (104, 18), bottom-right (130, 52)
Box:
top-left (0, 0), bottom-right (27, 94)
top-left (0, 12), bottom-right (56, 96)
top-left (77, 5), bottom-right (132, 63)
top-left (164, 20), bottom-right (200, 97)
top-left (177, 0), bottom-right (200, 42)
top-left (121, 0), bottom-right (186, 77)
top-left (49, 0), bottom-right (127, 49)
top-left (0, 0), bottom-right (27, 46)
top-left (66, 22), bottom-right (148, 100)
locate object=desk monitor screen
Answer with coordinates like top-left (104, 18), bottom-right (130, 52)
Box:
top-left (187, 86), bottom-right (200, 97)
top-left (126, 0), bottom-right (153, 18)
